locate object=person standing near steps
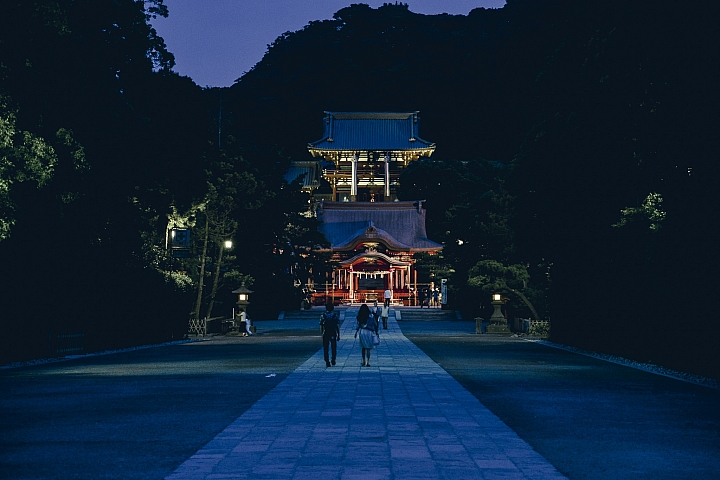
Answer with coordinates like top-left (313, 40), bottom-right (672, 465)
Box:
top-left (355, 304), bottom-right (379, 367)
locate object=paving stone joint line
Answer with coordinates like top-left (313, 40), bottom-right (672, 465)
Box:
top-left (166, 309), bottom-right (567, 479)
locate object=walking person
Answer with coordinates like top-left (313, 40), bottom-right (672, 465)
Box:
top-left (419, 287), bottom-right (426, 308)
top-left (373, 300), bottom-right (382, 325)
top-left (383, 288), bottom-right (392, 307)
top-left (354, 304), bottom-right (379, 366)
top-left (240, 309), bottom-right (253, 336)
top-left (433, 287), bottom-right (440, 308)
top-left (380, 303), bottom-right (389, 329)
top-left (320, 303), bottom-right (340, 367)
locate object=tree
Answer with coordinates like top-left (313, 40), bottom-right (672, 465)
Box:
top-left (0, 0), bottom-right (209, 363)
top-left (0, 101), bottom-right (58, 240)
top-left (468, 260), bottom-right (541, 321)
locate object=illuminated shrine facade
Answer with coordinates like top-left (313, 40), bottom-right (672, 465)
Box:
top-left (306, 112), bottom-right (442, 304)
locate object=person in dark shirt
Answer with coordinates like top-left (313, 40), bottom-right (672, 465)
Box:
top-left (320, 303), bottom-right (340, 367)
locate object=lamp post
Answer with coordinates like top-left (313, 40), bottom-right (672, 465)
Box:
top-left (486, 292), bottom-right (511, 334)
top-left (205, 239), bottom-right (233, 320)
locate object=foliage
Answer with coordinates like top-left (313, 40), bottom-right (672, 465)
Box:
top-left (0, 102), bottom-right (57, 240)
top-left (2, 0), bottom-right (718, 378)
top-left (468, 260), bottom-right (542, 320)
top-left (0, 0), bottom-right (209, 364)
top-left (613, 192), bottom-right (666, 232)
top-left (527, 321), bottom-right (550, 337)
top-left (468, 260), bottom-right (529, 292)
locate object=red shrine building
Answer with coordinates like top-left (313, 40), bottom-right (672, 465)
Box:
top-left (302, 111), bottom-right (443, 305)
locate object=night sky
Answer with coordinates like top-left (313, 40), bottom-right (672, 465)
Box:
top-left (151, 0), bottom-right (507, 88)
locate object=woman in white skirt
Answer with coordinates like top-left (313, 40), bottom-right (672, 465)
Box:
top-left (354, 304), bottom-right (379, 366)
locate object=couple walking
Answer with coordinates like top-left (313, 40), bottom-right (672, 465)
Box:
top-left (320, 302), bottom-right (387, 368)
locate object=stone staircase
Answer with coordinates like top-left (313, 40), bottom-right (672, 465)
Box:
top-left (395, 307), bottom-right (461, 322)
top-left (279, 305), bottom-right (460, 323)
top-left (279, 306), bottom-right (353, 322)
top-left (278, 307), bottom-right (327, 321)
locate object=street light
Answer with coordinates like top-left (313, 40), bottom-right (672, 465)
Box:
top-left (224, 240), bottom-right (233, 249)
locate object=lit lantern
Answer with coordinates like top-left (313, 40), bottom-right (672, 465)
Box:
top-left (490, 293), bottom-right (507, 325)
top-left (233, 283), bottom-right (253, 312)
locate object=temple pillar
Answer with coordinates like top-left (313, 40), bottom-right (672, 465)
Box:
top-left (384, 154), bottom-right (391, 200)
top-left (351, 154), bottom-right (358, 201)
top-left (414, 268), bottom-right (418, 305)
top-left (349, 271), bottom-right (354, 301)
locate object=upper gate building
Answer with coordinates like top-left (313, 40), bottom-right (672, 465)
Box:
top-left (301, 111), bottom-right (442, 305)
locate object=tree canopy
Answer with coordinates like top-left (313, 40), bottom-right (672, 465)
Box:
top-left (2, 0), bottom-right (718, 379)
top-left (221, 0), bottom-right (719, 377)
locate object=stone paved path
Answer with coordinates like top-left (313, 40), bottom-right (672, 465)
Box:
top-left (166, 309), bottom-right (566, 479)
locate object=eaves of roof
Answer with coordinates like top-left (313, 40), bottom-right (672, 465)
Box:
top-left (339, 251), bottom-right (412, 267)
top-left (308, 111), bottom-right (435, 153)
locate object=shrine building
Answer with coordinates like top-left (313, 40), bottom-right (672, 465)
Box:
top-left (305, 111), bottom-right (443, 305)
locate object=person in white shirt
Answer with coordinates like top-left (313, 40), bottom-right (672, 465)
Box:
top-left (240, 309), bottom-right (252, 336)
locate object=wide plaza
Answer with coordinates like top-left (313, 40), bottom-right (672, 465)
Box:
top-left (1, 307), bottom-right (718, 479)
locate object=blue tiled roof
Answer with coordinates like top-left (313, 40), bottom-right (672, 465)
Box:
top-left (317, 201), bottom-right (443, 252)
top-left (308, 112), bottom-right (435, 152)
top-left (283, 161), bottom-right (320, 189)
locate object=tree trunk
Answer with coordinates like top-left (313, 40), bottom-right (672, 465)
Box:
top-left (192, 214), bottom-right (210, 321)
top-left (205, 242), bottom-right (224, 319)
top-left (508, 287), bottom-right (540, 321)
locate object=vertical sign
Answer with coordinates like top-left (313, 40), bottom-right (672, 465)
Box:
top-left (171, 228), bottom-right (191, 248)
top-left (170, 228), bottom-right (191, 258)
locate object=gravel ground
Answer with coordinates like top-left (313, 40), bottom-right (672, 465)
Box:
top-left (530, 338), bottom-right (719, 390)
top-left (401, 320), bottom-right (720, 480)
top-left (3, 318), bottom-right (719, 479)
top-left (0, 320), bottom-right (323, 480)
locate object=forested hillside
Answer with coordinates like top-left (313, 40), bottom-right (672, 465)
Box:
top-left (0, 1), bottom-right (317, 363)
top-left (224, 1), bottom-right (720, 378)
top-left (2, 0), bottom-right (718, 379)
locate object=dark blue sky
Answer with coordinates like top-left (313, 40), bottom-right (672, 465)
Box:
top-left (151, 1), bottom-right (507, 88)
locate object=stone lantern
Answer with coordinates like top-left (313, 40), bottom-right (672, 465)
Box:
top-left (486, 292), bottom-right (511, 334)
top-left (232, 283), bottom-right (253, 321)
